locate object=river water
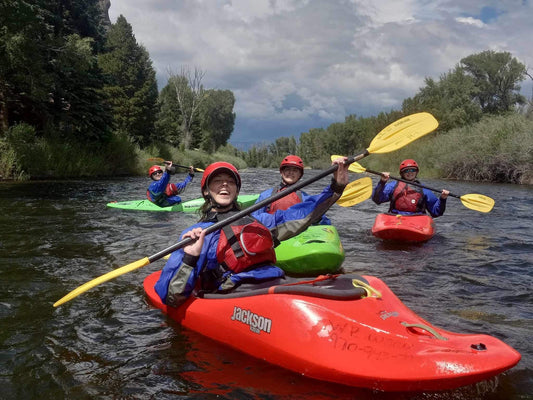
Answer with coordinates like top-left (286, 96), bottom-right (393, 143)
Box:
top-left (0, 169), bottom-right (531, 400)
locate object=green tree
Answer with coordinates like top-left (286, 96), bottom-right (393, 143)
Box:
top-left (0, 0), bottom-right (112, 141)
top-left (155, 83), bottom-right (182, 146)
top-left (166, 66), bottom-right (206, 150)
top-left (98, 15), bottom-right (158, 146)
top-left (460, 50), bottom-right (527, 113)
top-left (402, 68), bottom-right (482, 131)
top-left (199, 89), bottom-right (236, 152)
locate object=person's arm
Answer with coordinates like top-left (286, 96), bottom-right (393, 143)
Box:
top-left (424, 188), bottom-right (447, 217)
top-left (251, 188), bottom-right (274, 218)
top-left (256, 159), bottom-right (348, 241)
top-left (372, 172), bottom-right (391, 204)
top-left (154, 224), bottom-right (210, 306)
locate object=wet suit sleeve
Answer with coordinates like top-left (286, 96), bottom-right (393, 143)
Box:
top-left (255, 181), bottom-right (345, 243)
top-left (423, 189), bottom-right (447, 217)
top-left (372, 180), bottom-right (393, 204)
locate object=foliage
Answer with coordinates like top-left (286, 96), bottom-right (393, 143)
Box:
top-left (0, 0), bottom-right (112, 141)
top-left (460, 50), bottom-right (527, 113)
top-left (434, 114), bottom-right (533, 184)
top-left (98, 15), bottom-right (158, 147)
top-left (3, 123), bottom-right (139, 178)
top-left (199, 90), bottom-right (236, 152)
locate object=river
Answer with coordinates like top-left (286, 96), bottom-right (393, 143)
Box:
top-left (0, 169), bottom-right (531, 399)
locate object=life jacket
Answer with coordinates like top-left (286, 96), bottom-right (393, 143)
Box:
top-left (164, 183), bottom-right (179, 196)
top-left (266, 185), bottom-right (303, 213)
top-left (390, 181), bottom-right (425, 213)
top-left (146, 184), bottom-right (178, 205)
top-left (217, 214), bottom-right (276, 273)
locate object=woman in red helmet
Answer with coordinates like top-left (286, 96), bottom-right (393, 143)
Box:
top-left (252, 155), bottom-right (330, 224)
top-left (154, 158), bottom-right (349, 307)
top-left (372, 159), bottom-right (449, 216)
top-left (146, 161), bottom-right (195, 207)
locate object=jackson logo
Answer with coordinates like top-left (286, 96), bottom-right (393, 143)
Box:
top-left (231, 306), bottom-right (272, 334)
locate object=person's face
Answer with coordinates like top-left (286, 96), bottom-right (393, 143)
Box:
top-left (206, 172), bottom-right (238, 207)
top-left (151, 170), bottom-right (163, 181)
top-left (281, 166), bottom-right (302, 185)
top-left (401, 168), bottom-right (418, 181)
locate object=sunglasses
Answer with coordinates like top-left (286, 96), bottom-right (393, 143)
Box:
top-left (152, 170), bottom-right (163, 175)
top-left (402, 168), bottom-right (418, 173)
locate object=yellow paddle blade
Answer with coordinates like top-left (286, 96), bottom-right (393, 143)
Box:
top-left (367, 112), bottom-right (438, 154)
top-left (148, 157), bottom-right (165, 163)
top-left (331, 156), bottom-right (367, 173)
top-left (53, 257), bottom-right (151, 307)
top-left (337, 177), bottom-right (373, 207)
top-left (459, 194), bottom-right (495, 213)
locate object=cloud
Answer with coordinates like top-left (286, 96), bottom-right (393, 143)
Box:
top-left (108, 0), bottom-right (533, 148)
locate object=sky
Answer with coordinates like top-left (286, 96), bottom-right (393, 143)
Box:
top-left (108, 0), bottom-right (533, 149)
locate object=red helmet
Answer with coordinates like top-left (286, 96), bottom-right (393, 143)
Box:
top-left (399, 159), bottom-right (419, 173)
top-left (201, 162), bottom-right (241, 192)
top-left (148, 165), bottom-right (163, 177)
top-left (280, 155), bottom-right (304, 173)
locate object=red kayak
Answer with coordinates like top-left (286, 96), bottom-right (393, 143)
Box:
top-left (144, 271), bottom-right (520, 392)
top-left (372, 213), bottom-right (435, 242)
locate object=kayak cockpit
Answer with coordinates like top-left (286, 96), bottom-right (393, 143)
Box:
top-left (199, 274), bottom-right (370, 300)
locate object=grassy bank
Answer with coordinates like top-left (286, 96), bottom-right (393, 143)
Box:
top-left (361, 114), bottom-right (533, 185)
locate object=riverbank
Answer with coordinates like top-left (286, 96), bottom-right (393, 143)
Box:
top-left (1, 114), bottom-right (532, 184)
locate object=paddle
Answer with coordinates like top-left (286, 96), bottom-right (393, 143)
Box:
top-left (53, 112), bottom-right (438, 307)
top-left (336, 177), bottom-right (372, 207)
top-left (333, 158), bottom-right (495, 213)
top-left (147, 158), bottom-right (204, 172)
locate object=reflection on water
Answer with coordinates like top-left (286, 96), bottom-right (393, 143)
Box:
top-left (0, 172), bottom-right (532, 399)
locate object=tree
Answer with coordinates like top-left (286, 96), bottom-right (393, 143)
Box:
top-left (0, 0), bottom-right (112, 140)
top-left (199, 89), bottom-right (235, 153)
top-left (167, 66), bottom-right (206, 150)
top-left (402, 68), bottom-right (482, 131)
top-left (460, 50), bottom-right (527, 113)
top-left (98, 15), bottom-right (158, 146)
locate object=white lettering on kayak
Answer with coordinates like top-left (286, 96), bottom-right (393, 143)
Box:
top-left (231, 306), bottom-right (272, 334)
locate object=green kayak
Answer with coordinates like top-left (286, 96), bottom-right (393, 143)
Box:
top-left (275, 225), bottom-right (345, 276)
top-left (106, 194), bottom-right (260, 213)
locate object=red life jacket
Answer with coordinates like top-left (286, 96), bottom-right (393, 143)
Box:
top-left (164, 183), bottom-right (178, 196)
top-left (390, 181), bottom-right (425, 213)
top-left (217, 215), bottom-right (276, 273)
top-left (267, 186), bottom-right (303, 214)
top-left (146, 184), bottom-right (177, 202)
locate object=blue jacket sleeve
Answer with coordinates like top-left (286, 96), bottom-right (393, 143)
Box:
top-left (154, 221), bottom-right (213, 304)
top-left (173, 173), bottom-right (194, 193)
top-left (251, 188), bottom-right (275, 218)
top-left (254, 184), bottom-right (339, 241)
top-left (372, 181), bottom-right (394, 204)
top-left (423, 189), bottom-right (447, 217)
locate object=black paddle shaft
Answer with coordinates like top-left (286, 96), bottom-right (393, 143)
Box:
top-left (365, 168), bottom-right (460, 199)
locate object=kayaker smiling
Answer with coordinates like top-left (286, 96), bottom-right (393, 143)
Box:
top-left (251, 155), bottom-right (331, 225)
top-left (154, 159), bottom-right (349, 307)
top-left (372, 159), bottom-right (449, 217)
top-left (146, 161), bottom-right (195, 207)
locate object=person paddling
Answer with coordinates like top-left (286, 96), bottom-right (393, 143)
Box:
top-left (154, 159), bottom-right (349, 307)
top-left (147, 161), bottom-right (195, 207)
top-left (372, 159), bottom-right (449, 217)
top-left (252, 155), bottom-right (331, 224)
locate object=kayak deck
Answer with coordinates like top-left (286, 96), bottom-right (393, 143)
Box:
top-left (372, 213), bottom-right (435, 242)
top-left (275, 225), bottom-right (345, 275)
top-left (144, 271), bottom-right (520, 392)
top-left (106, 194), bottom-right (259, 212)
